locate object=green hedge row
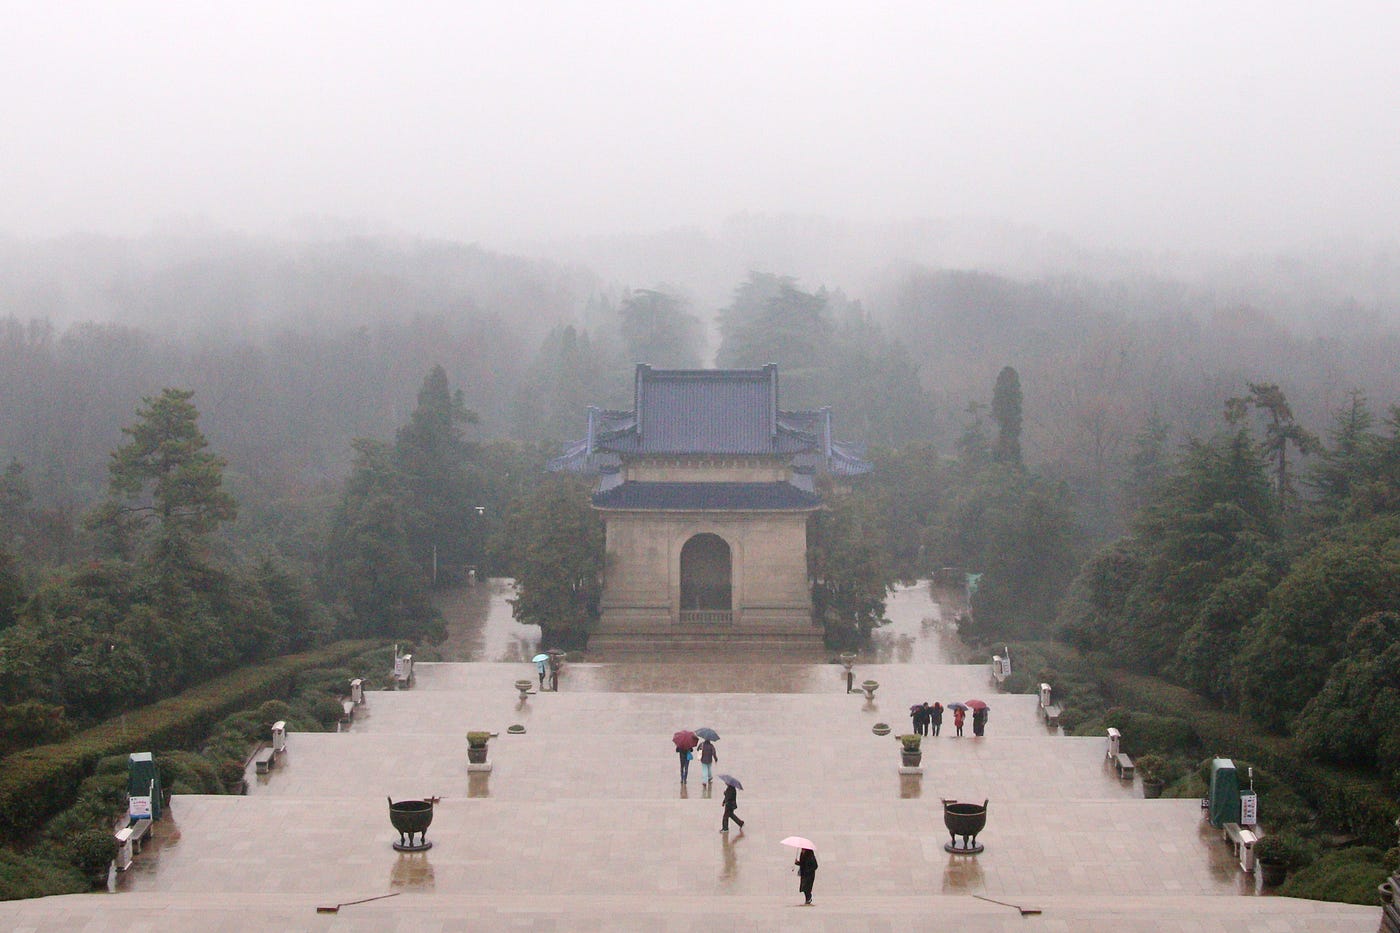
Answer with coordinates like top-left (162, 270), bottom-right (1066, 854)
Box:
top-left (1102, 667), bottom-right (1399, 849)
top-left (0, 640), bottom-right (376, 840)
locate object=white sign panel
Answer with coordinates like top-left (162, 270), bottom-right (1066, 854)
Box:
top-left (129, 796), bottom-right (153, 820)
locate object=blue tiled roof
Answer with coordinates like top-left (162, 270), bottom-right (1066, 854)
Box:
top-left (592, 482), bottom-right (822, 511)
top-left (547, 365), bottom-right (873, 476)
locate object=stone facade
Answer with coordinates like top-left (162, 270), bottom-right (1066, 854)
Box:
top-left (549, 365), bottom-right (871, 648)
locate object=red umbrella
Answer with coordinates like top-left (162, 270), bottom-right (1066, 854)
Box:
top-left (673, 730), bottom-right (699, 751)
top-left (965, 699), bottom-right (989, 711)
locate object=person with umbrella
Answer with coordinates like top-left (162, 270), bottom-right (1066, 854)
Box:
top-left (719, 774), bottom-right (744, 832)
top-left (696, 727), bottom-right (719, 787)
top-left (910, 703), bottom-right (928, 736)
top-left (968, 699), bottom-right (989, 737)
top-left (952, 703), bottom-right (966, 737)
top-left (930, 701), bottom-right (944, 736)
top-left (782, 837), bottom-right (818, 906)
top-left (533, 653), bottom-right (548, 690)
top-left (673, 730), bottom-right (698, 784)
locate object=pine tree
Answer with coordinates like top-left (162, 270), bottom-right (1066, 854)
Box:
top-left (991, 366), bottom-right (1023, 467)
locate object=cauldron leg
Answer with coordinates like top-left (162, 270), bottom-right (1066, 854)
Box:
top-left (399, 830), bottom-right (406, 846)
top-left (949, 832), bottom-right (957, 847)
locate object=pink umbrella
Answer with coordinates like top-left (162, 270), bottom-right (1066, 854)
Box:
top-left (780, 836), bottom-right (816, 850)
top-left (965, 699), bottom-right (989, 711)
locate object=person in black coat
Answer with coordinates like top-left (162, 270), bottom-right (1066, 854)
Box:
top-left (796, 847), bottom-right (818, 905)
top-left (930, 702), bottom-right (944, 736)
top-left (720, 782), bottom-right (744, 831)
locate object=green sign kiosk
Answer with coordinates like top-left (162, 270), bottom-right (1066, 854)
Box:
top-left (1207, 757), bottom-right (1240, 828)
top-left (127, 752), bottom-right (162, 822)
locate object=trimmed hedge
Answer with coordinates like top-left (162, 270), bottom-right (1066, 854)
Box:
top-left (0, 640), bottom-right (376, 839)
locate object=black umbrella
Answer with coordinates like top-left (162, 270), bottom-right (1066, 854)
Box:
top-left (695, 727), bottom-right (720, 742)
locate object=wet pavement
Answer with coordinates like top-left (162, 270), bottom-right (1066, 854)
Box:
top-left (0, 580), bottom-right (1377, 930)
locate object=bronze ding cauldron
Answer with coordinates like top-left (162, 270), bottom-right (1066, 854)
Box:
top-left (389, 797), bottom-right (434, 851)
top-left (943, 798), bottom-right (987, 854)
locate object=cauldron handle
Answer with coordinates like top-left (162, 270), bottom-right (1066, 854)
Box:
top-left (388, 796), bottom-right (394, 807)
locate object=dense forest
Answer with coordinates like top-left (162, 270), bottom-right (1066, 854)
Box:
top-left (0, 232), bottom-right (1398, 774)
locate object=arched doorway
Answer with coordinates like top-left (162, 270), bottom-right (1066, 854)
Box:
top-left (679, 533), bottom-right (732, 623)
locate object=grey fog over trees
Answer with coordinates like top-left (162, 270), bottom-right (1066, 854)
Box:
top-left (0, 230), bottom-right (1398, 750)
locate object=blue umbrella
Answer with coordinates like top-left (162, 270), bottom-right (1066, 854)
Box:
top-left (532, 654), bottom-right (549, 663)
top-left (717, 774), bottom-right (743, 790)
top-left (946, 701), bottom-right (969, 711)
top-left (695, 727), bottom-right (720, 742)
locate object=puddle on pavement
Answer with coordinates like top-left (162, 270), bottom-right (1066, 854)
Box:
top-left (390, 851), bottom-right (436, 890)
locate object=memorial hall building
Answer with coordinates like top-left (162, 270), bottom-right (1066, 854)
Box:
top-left (549, 364), bottom-right (871, 649)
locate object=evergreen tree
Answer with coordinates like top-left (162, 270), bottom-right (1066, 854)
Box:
top-left (325, 439), bottom-right (441, 640)
top-left (616, 287), bottom-right (704, 368)
top-left (1226, 382), bottom-right (1321, 506)
top-left (394, 365), bottom-right (480, 584)
top-left (808, 487), bottom-right (895, 648)
top-left (715, 273), bottom-right (831, 382)
top-left (991, 366), bottom-right (1023, 466)
top-left (501, 477), bottom-right (604, 649)
top-left (102, 388), bottom-right (237, 568)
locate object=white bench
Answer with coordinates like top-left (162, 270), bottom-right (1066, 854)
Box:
top-left (253, 746), bottom-right (276, 774)
top-left (1115, 753), bottom-right (1135, 779)
top-left (1223, 822), bottom-right (1258, 872)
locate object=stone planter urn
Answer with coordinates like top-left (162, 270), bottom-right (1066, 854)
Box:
top-left (860, 680), bottom-right (879, 700)
top-left (466, 731), bottom-right (495, 771)
top-left (514, 679), bottom-right (535, 700)
top-left (898, 734), bottom-right (923, 768)
top-left (839, 652), bottom-right (857, 672)
top-left (1257, 857), bottom-right (1287, 887)
top-left (1141, 778), bottom-right (1165, 799)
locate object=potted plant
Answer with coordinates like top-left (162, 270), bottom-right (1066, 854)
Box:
top-left (1254, 831), bottom-right (1306, 886)
top-left (1136, 754), bottom-right (1167, 799)
top-left (466, 731), bottom-right (494, 764)
top-left (897, 733), bottom-right (922, 767)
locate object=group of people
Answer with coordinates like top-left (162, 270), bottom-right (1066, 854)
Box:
top-left (672, 732), bottom-right (818, 906)
top-left (909, 702), bottom-right (989, 737)
top-left (676, 736), bottom-right (719, 786)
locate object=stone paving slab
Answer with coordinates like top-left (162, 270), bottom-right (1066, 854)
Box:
top-left (125, 793), bottom-right (1274, 901)
top-left (0, 892), bottom-right (1376, 932)
top-left (4, 659), bottom-right (1376, 930)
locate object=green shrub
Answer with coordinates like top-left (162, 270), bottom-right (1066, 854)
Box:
top-left (65, 828), bottom-right (117, 884)
top-left (1254, 830), bottom-right (1315, 869)
top-left (1103, 708), bottom-right (1198, 756)
top-left (254, 700), bottom-right (292, 723)
top-left (1279, 846), bottom-right (1389, 905)
top-left (0, 849), bottom-right (88, 900)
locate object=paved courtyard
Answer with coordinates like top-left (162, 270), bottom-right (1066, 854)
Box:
top-left (0, 583), bottom-right (1378, 930)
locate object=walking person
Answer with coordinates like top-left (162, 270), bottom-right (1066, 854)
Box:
top-left (699, 738), bottom-right (717, 787)
top-left (535, 656), bottom-right (547, 690)
top-left (796, 847), bottom-right (818, 905)
top-left (720, 782), bottom-right (744, 832)
top-left (972, 707), bottom-right (986, 737)
top-left (910, 703), bottom-right (926, 736)
top-left (677, 744), bottom-right (692, 784)
top-left (930, 702), bottom-right (943, 736)
top-left (953, 706), bottom-right (966, 737)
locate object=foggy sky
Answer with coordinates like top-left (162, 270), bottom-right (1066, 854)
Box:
top-left (4, 2), bottom-right (1398, 254)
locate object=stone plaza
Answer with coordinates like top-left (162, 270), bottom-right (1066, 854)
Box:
top-left (0, 583), bottom-right (1378, 930)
